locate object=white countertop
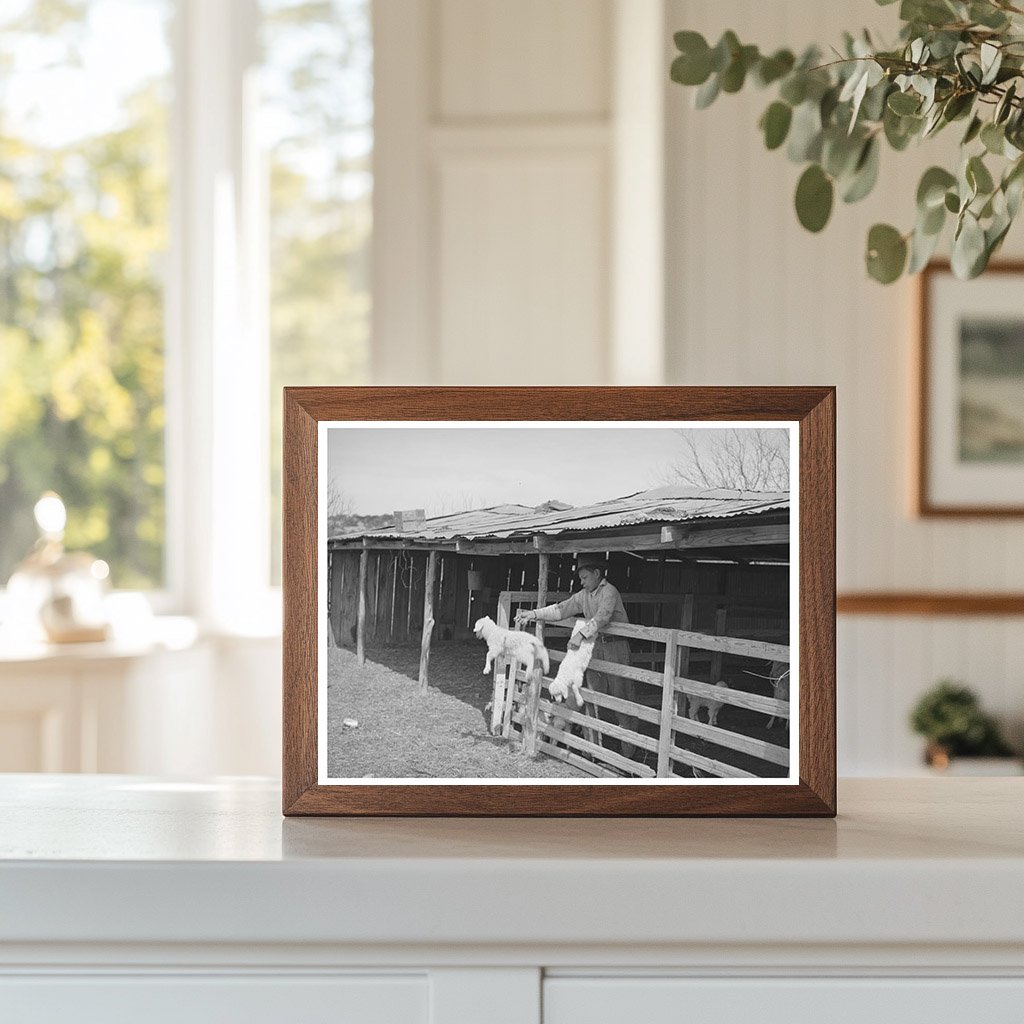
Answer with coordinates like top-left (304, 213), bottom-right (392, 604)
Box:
top-left (2, 775), bottom-right (1023, 951)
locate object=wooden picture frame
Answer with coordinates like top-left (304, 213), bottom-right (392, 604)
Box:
top-left (283, 387), bottom-right (836, 816)
top-left (917, 260), bottom-right (1024, 517)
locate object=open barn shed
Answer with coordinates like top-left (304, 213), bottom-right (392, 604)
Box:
top-left (327, 486), bottom-right (791, 779)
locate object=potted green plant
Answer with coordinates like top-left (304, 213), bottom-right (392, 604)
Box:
top-left (670, 0), bottom-right (1024, 283)
top-left (909, 679), bottom-right (1018, 772)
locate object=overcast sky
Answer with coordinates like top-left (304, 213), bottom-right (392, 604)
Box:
top-left (327, 425), bottom-right (790, 516)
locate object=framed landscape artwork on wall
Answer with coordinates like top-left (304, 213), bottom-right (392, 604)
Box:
top-left (918, 262), bottom-right (1024, 517)
top-left (282, 387), bottom-right (836, 817)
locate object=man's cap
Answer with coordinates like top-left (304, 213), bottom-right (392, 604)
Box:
top-left (575, 554), bottom-right (608, 572)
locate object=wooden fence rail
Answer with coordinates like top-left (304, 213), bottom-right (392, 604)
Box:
top-left (493, 590), bottom-right (792, 780)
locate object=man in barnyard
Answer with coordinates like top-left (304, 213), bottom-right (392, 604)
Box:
top-left (518, 554), bottom-right (639, 759)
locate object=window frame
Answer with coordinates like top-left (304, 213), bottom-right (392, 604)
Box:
top-left (166, 0), bottom-right (279, 632)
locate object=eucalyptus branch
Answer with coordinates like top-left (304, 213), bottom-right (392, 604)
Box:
top-left (670, 1), bottom-right (1024, 283)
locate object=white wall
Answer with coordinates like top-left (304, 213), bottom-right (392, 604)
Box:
top-left (172, 0), bottom-right (1011, 781)
top-left (373, 0), bottom-right (665, 386)
top-left (370, 0), bottom-right (1024, 775)
top-left (665, 0), bottom-right (1024, 772)
top-left (114, 635), bottom-right (282, 777)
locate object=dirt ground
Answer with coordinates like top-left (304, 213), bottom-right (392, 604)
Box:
top-left (326, 642), bottom-right (589, 779)
top-left (326, 640), bottom-right (789, 780)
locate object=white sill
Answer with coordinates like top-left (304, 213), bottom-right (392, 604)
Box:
top-left (0, 615), bottom-right (202, 665)
top-left (0, 586), bottom-right (284, 658)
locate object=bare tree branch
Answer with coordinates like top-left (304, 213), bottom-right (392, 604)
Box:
top-left (657, 428), bottom-right (790, 491)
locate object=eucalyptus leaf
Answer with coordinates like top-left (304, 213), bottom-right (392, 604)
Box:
top-left (951, 212), bottom-right (986, 278)
top-left (839, 63), bottom-right (868, 105)
top-left (970, 2), bottom-right (1009, 30)
top-left (795, 164), bottom-right (834, 232)
top-left (674, 29), bottom-right (707, 53)
top-left (908, 221), bottom-right (943, 273)
top-left (754, 49), bottom-right (795, 87)
top-left (861, 79), bottom-right (892, 122)
top-left (884, 106), bottom-right (922, 149)
top-left (983, 45), bottom-right (1003, 85)
top-left (967, 154), bottom-right (995, 195)
top-left (927, 30), bottom-right (962, 60)
top-left (888, 90), bottom-right (921, 115)
top-left (822, 129), bottom-right (863, 178)
top-left (842, 137), bottom-right (881, 203)
top-left (866, 223), bottom-right (908, 283)
top-left (1003, 157), bottom-right (1024, 216)
top-left (942, 92), bottom-right (974, 122)
top-left (671, 53), bottom-right (708, 87)
top-left (981, 122), bottom-right (1006, 155)
top-left (957, 57), bottom-right (982, 89)
top-left (820, 85), bottom-right (841, 126)
top-left (962, 115), bottom-right (983, 145)
top-left (710, 31), bottom-right (740, 73)
top-left (787, 100), bottom-right (824, 162)
top-left (1006, 172), bottom-right (1024, 218)
top-left (917, 166), bottom-right (957, 210)
top-left (958, 155), bottom-right (979, 207)
top-left (914, 75), bottom-right (937, 111)
top-left (986, 213), bottom-right (1013, 260)
top-left (721, 44), bottom-right (759, 92)
top-left (760, 101), bottom-right (793, 150)
top-left (840, 63), bottom-right (873, 131)
top-left (922, 103), bottom-right (946, 137)
top-left (921, 199), bottom-right (946, 235)
top-left (980, 42), bottom-right (1002, 86)
top-left (779, 73), bottom-right (808, 106)
top-left (903, 0), bottom-right (958, 28)
top-left (694, 73), bottom-right (721, 109)
top-left (996, 82), bottom-right (1017, 124)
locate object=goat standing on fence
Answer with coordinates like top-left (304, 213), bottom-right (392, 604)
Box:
top-left (517, 554), bottom-right (639, 759)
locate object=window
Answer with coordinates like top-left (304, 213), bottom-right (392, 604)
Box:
top-left (0, 0), bottom-right (173, 589)
top-left (261, 0), bottom-right (372, 582)
top-left (0, 0), bottom-right (373, 617)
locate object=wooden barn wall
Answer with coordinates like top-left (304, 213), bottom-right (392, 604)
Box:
top-left (329, 550), bottom-right (362, 650)
top-left (334, 546), bottom-right (787, 649)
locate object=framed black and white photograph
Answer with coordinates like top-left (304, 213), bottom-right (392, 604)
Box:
top-left (918, 261), bottom-right (1024, 517)
top-left (283, 387), bottom-right (835, 816)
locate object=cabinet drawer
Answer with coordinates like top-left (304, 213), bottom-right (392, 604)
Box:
top-left (544, 977), bottom-right (1024, 1024)
top-left (0, 974), bottom-right (427, 1024)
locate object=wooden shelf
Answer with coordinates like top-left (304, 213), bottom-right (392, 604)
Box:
top-left (838, 593), bottom-right (1024, 616)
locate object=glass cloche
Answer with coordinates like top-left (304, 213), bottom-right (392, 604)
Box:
top-left (5, 492), bottom-right (111, 644)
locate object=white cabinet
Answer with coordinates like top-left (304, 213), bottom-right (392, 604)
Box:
top-left (0, 975), bottom-right (428, 1024)
top-left (0, 627), bottom-right (282, 776)
top-left (544, 977), bottom-right (1024, 1024)
top-left (1, 777), bottom-right (1022, 1024)
top-left (0, 639), bottom-right (211, 773)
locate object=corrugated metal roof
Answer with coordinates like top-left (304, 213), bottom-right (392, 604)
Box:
top-left (332, 486), bottom-right (788, 543)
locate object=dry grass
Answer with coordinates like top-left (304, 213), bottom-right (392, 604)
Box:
top-left (326, 642), bottom-right (588, 779)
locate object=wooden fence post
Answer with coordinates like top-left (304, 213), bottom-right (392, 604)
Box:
top-left (329, 551), bottom-right (344, 647)
top-left (675, 593), bottom-right (694, 715)
top-left (709, 605), bottom-right (728, 680)
top-left (418, 550), bottom-right (437, 692)
top-left (356, 548), bottom-right (368, 664)
top-left (656, 630), bottom-right (678, 777)
top-left (523, 552), bottom-right (549, 756)
top-left (534, 553), bottom-right (549, 643)
top-left (492, 591), bottom-right (512, 736)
